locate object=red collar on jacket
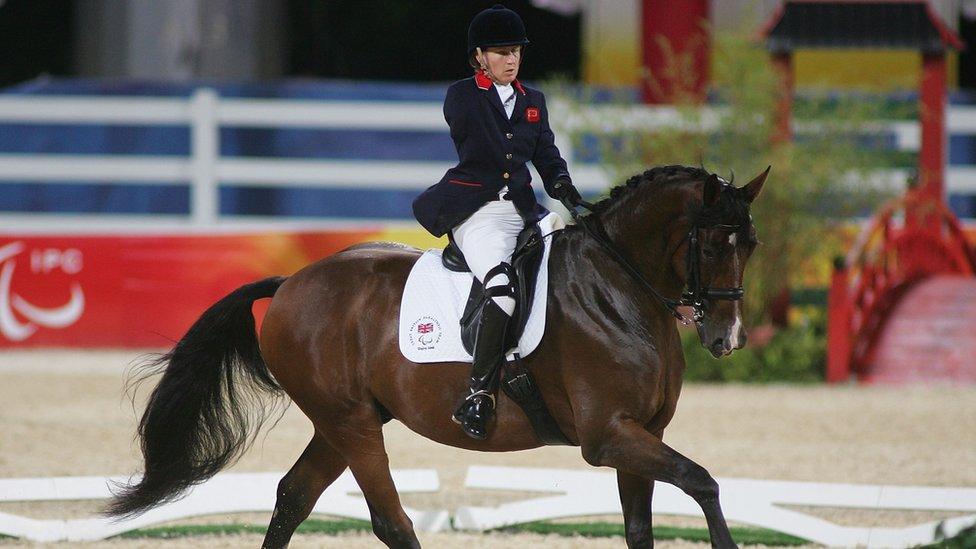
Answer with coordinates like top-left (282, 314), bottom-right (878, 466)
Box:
top-left (474, 69), bottom-right (526, 95)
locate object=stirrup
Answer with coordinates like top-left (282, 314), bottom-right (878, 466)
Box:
top-left (464, 389), bottom-right (496, 406)
top-left (451, 390), bottom-right (495, 426)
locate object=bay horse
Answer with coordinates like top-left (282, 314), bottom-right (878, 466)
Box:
top-left (107, 165), bottom-right (767, 548)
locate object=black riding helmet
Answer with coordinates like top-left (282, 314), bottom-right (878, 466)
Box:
top-left (467, 4), bottom-right (530, 58)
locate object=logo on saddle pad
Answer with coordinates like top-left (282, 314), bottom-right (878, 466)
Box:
top-left (408, 315), bottom-right (443, 351)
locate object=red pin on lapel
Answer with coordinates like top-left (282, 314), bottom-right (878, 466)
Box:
top-left (526, 107), bottom-right (540, 123)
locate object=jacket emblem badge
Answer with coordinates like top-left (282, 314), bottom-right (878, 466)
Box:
top-left (526, 107), bottom-right (540, 123)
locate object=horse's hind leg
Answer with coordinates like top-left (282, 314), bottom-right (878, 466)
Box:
top-left (583, 420), bottom-right (736, 548)
top-left (262, 433), bottom-right (348, 549)
top-left (350, 452), bottom-right (420, 548)
top-left (328, 411), bottom-right (420, 548)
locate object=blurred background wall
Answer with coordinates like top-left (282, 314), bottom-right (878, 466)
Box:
top-left (4, 0), bottom-right (976, 227)
top-left (73, 0), bottom-right (286, 81)
top-left (0, 0), bottom-right (581, 86)
top-left (2, 0), bottom-right (975, 378)
top-left (3, 0), bottom-right (971, 89)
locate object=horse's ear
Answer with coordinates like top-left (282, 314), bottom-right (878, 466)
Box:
top-left (703, 173), bottom-right (722, 206)
top-left (740, 166), bottom-right (770, 204)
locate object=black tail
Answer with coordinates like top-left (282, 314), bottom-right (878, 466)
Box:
top-left (106, 276), bottom-right (287, 518)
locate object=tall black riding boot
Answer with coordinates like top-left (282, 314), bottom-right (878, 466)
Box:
top-left (452, 299), bottom-right (510, 440)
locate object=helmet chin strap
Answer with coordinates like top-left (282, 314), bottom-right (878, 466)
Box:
top-left (476, 47), bottom-right (502, 84)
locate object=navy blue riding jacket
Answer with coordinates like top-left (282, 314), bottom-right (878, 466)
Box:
top-left (412, 70), bottom-right (572, 237)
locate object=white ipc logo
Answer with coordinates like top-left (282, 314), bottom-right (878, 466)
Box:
top-left (0, 241), bottom-right (85, 342)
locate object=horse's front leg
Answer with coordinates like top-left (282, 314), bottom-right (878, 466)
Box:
top-left (617, 469), bottom-right (654, 548)
top-left (583, 419), bottom-right (736, 548)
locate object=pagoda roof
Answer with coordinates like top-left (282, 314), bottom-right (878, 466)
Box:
top-left (759, 0), bottom-right (964, 53)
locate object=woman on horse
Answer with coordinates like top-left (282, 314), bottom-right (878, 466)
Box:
top-left (413, 4), bottom-right (583, 440)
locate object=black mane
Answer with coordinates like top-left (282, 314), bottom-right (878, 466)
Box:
top-left (592, 164), bottom-right (751, 233)
top-left (592, 165), bottom-right (712, 215)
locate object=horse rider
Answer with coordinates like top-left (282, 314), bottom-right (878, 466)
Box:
top-left (412, 4), bottom-right (583, 440)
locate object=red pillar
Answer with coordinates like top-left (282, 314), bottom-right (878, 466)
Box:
top-left (918, 53), bottom-right (947, 206)
top-left (771, 52), bottom-right (794, 143)
top-left (640, 0), bottom-right (710, 104)
top-left (826, 260), bottom-right (852, 383)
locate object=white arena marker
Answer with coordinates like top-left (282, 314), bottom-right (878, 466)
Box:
top-left (0, 469), bottom-right (446, 542)
top-left (457, 466), bottom-right (976, 548)
top-left (3, 467), bottom-right (975, 545)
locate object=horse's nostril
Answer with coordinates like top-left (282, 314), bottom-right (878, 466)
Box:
top-left (708, 339), bottom-right (726, 358)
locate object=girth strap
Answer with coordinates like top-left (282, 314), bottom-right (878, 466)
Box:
top-left (501, 357), bottom-right (573, 446)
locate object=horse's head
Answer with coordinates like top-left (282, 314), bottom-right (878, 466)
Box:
top-left (593, 165), bottom-right (768, 358)
top-left (677, 168), bottom-right (768, 357)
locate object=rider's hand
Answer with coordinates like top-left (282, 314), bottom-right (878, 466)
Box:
top-left (551, 178), bottom-right (582, 207)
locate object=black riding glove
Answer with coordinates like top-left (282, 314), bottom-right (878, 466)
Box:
top-left (551, 178), bottom-right (582, 208)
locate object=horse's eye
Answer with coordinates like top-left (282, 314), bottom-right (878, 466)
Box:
top-left (702, 246), bottom-right (718, 260)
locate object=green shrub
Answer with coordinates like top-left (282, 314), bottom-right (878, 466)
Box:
top-left (681, 308), bottom-right (826, 383)
top-left (548, 32), bottom-right (899, 327)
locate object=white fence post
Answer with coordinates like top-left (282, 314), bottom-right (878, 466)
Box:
top-left (190, 88), bottom-right (219, 225)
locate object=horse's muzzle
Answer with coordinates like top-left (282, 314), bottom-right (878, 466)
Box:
top-left (708, 333), bottom-right (746, 358)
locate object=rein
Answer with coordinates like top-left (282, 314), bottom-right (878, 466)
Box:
top-left (563, 198), bottom-right (744, 325)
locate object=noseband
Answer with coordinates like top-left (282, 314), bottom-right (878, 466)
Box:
top-left (565, 200), bottom-right (744, 325)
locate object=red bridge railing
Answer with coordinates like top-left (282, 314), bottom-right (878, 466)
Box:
top-left (826, 189), bottom-right (976, 382)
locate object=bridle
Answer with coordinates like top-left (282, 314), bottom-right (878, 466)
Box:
top-left (679, 221), bottom-right (745, 322)
top-left (563, 196), bottom-right (745, 325)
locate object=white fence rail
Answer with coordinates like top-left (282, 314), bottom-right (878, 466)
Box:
top-left (2, 88), bottom-right (976, 229)
top-left (0, 89), bottom-right (467, 229)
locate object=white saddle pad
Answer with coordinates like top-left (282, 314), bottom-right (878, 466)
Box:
top-left (399, 212), bottom-right (565, 364)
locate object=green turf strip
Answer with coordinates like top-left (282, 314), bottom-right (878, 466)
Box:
top-left (117, 518), bottom-right (372, 539)
top-left (113, 518), bottom-right (976, 546)
top-left (117, 518), bottom-right (806, 545)
top-left (500, 521), bottom-right (808, 545)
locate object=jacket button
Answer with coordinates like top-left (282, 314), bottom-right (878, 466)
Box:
top-left (503, 172), bottom-right (510, 179)
top-left (506, 133), bottom-right (514, 139)
top-left (505, 153), bottom-right (513, 160)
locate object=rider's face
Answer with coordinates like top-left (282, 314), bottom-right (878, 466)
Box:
top-left (480, 45), bottom-right (521, 85)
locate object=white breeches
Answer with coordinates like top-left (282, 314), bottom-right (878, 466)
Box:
top-left (451, 198), bottom-right (523, 316)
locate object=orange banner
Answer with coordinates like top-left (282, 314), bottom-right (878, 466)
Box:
top-left (0, 229), bottom-right (440, 348)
